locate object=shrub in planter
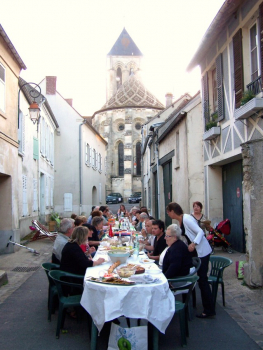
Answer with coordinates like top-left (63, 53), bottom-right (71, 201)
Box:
top-left (240, 90), bottom-right (255, 106)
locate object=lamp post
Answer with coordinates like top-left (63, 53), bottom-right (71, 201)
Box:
top-left (18, 82), bottom-right (42, 128)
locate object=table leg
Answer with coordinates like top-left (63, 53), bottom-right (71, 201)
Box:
top-left (152, 324), bottom-right (159, 350)
top-left (90, 320), bottom-right (97, 350)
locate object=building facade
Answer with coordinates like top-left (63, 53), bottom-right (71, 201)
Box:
top-left (187, 0), bottom-right (263, 286)
top-left (92, 28), bottom-right (164, 201)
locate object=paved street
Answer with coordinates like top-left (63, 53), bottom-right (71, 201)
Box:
top-left (0, 233), bottom-right (262, 349)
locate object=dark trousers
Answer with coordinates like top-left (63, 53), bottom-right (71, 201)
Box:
top-left (197, 254), bottom-right (215, 315)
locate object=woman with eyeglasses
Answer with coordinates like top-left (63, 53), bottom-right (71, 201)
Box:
top-left (166, 202), bottom-right (215, 319)
top-left (162, 224), bottom-right (192, 278)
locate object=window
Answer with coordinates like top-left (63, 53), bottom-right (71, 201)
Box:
top-left (45, 176), bottom-right (49, 208)
top-left (116, 67), bottom-right (122, 89)
top-left (64, 193), bottom-right (72, 211)
top-left (98, 153), bottom-right (102, 172)
top-left (250, 23), bottom-right (259, 82)
top-left (118, 142), bottom-right (124, 176)
top-left (135, 122), bottom-right (141, 130)
top-left (86, 143), bottom-right (90, 166)
top-left (18, 110), bottom-right (25, 154)
top-left (135, 142), bottom-right (141, 176)
top-left (93, 148), bottom-right (97, 169)
top-left (0, 63), bottom-right (5, 112)
top-left (33, 137), bottom-right (39, 160)
top-left (118, 123), bottom-right (125, 131)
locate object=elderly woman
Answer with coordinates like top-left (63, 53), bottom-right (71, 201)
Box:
top-left (60, 226), bottom-right (105, 275)
top-left (162, 224), bottom-right (192, 278)
top-left (166, 202), bottom-right (215, 319)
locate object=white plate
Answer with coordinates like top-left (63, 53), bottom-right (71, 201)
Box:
top-left (140, 258), bottom-right (155, 264)
top-left (146, 269), bottom-right (161, 274)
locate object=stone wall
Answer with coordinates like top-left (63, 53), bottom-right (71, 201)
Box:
top-left (242, 139), bottom-right (263, 287)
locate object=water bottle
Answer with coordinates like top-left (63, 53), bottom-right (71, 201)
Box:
top-left (133, 233), bottom-right (139, 260)
top-left (118, 232), bottom-right (122, 247)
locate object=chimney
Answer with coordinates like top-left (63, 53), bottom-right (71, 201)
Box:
top-left (46, 76), bottom-right (57, 95)
top-left (65, 99), bottom-right (73, 107)
top-left (165, 93), bottom-right (173, 107)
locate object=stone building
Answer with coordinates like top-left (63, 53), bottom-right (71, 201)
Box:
top-left (92, 28), bottom-right (164, 200)
top-left (187, 0), bottom-right (263, 286)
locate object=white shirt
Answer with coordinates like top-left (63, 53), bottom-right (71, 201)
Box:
top-left (52, 233), bottom-right (70, 261)
top-left (183, 214), bottom-right (212, 258)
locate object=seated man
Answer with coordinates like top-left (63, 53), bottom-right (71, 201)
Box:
top-left (162, 224), bottom-right (192, 278)
top-left (52, 218), bottom-right (75, 264)
top-left (141, 219), bottom-right (154, 252)
top-left (147, 219), bottom-right (167, 262)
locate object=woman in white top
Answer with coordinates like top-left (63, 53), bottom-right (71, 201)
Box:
top-left (166, 202), bottom-right (215, 319)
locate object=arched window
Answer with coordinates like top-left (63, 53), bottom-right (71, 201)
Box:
top-left (136, 142), bottom-right (141, 176)
top-left (116, 67), bottom-right (122, 89)
top-left (118, 142), bottom-right (124, 176)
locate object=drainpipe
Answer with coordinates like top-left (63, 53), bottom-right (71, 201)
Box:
top-left (141, 127), bottom-right (144, 205)
top-left (79, 119), bottom-right (87, 214)
top-left (155, 141), bottom-right (161, 219)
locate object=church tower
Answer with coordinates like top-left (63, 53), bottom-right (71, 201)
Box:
top-left (92, 28), bottom-right (164, 201)
top-left (106, 28), bottom-right (143, 101)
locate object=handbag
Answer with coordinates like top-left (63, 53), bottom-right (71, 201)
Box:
top-left (108, 320), bottom-right (147, 350)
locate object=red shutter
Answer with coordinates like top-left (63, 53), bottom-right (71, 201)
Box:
top-left (202, 72), bottom-right (209, 128)
top-left (259, 2), bottom-right (263, 79)
top-left (233, 28), bottom-right (244, 108)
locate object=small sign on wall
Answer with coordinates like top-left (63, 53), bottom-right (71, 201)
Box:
top-left (236, 187), bottom-right (240, 198)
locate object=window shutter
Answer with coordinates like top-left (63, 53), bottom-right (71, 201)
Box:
top-left (92, 148), bottom-right (95, 167)
top-left (40, 118), bottom-right (44, 154)
top-left (216, 53), bottom-right (225, 121)
top-left (95, 151), bottom-right (98, 169)
top-left (45, 177), bottom-right (49, 207)
top-left (99, 183), bottom-right (102, 203)
top-left (89, 147), bottom-right (92, 165)
top-left (22, 175), bottom-right (28, 216)
top-left (22, 112), bottom-right (25, 154)
top-left (233, 28), bottom-right (244, 108)
top-left (202, 72), bottom-right (209, 127)
top-left (64, 193), bottom-right (72, 211)
top-left (50, 178), bottom-right (54, 207)
top-left (33, 178), bottom-right (38, 212)
top-left (259, 2), bottom-right (263, 77)
top-left (33, 137), bottom-right (39, 160)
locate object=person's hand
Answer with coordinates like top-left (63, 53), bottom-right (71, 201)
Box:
top-left (188, 242), bottom-right (196, 252)
top-left (147, 252), bottom-right (152, 258)
top-left (89, 246), bottom-right (96, 254)
top-left (141, 228), bottom-right (147, 238)
top-left (93, 258), bottom-right (105, 266)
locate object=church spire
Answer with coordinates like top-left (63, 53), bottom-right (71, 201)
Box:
top-left (108, 28), bottom-right (143, 56)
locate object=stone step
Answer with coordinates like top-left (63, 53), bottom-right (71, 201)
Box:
top-left (0, 270), bottom-right (8, 287)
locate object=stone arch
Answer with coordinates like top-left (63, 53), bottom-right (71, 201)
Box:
top-left (127, 61), bottom-right (138, 71)
top-left (113, 61), bottom-right (125, 70)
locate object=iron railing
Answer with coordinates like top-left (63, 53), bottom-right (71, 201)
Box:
top-left (247, 75), bottom-right (262, 95)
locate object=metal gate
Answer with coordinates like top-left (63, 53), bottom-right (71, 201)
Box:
top-left (222, 159), bottom-right (245, 252)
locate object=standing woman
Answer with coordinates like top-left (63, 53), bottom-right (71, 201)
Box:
top-left (166, 202), bottom-right (215, 318)
top-left (191, 201), bottom-right (208, 234)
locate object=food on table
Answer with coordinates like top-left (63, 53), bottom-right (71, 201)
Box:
top-left (117, 267), bottom-right (135, 278)
top-left (108, 260), bottom-right (121, 273)
top-left (88, 277), bottom-right (135, 285)
top-left (126, 264), bottom-right (145, 274)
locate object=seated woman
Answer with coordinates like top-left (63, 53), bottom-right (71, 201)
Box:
top-left (88, 216), bottom-right (104, 249)
top-left (117, 204), bottom-right (129, 218)
top-left (162, 224), bottom-right (192, 279)
top-left (60, 226), bottom-right (105, 276)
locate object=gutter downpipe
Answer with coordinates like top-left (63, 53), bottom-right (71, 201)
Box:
top-left (79, 119), bottom-right (87, 215)
top-left (141, 127), bottom-right (144, 206)
top-left (155, 138), bottom-right (161, 219)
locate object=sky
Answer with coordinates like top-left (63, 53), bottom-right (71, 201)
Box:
top-left (1, 0), bottom-right (225, 116)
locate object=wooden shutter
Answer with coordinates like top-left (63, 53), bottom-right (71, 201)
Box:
top-left (64, 193), bottom-right (72, 211)
top-left (259, 2), bottom-right (263, 78)
top-left (233, 28), bottom-right (244, 108)
top-left (202, 72), bottom-right (209, 127)
top-left (33, 137), bottom-right (39, 160)
top-left (216, 53), bottom-right (225, 121)
top-left (33, 178), bottom-right (38, 212)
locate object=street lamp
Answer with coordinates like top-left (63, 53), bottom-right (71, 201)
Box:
top-left (18, 82), bottom-right (42, 126)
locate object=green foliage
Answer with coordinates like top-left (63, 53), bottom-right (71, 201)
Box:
top-left (240, 90), bottom-right (255, 106)
top-left (50, 212), bottom-right (60, 225)
top-left (205, 111), bottom-right (218, 131)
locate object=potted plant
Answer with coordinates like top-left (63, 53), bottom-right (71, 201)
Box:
top-left (205, 111), bottom-right (218, 131)
top-left (49, 212), bottom-right (60, 231)
top-left (240, 90), bottom-right (255, 106)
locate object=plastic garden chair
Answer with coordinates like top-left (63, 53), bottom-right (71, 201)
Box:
top-left (168, 275), bottom-right (199, 347)
top-left (188, 257), bottom-right (201, 308)
top-left (48, 270), bottom-right (84, 338)
top-left (208, 256), bottom-right (233, 307)
top-left (42, 262), bottom-right (60, 321)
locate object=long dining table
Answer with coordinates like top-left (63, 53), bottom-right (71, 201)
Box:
top-left (80, 250), bottom-right (175, 349)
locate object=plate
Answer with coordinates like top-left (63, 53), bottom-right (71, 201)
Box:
top-left (145, 269), bottom-right (161, 275)
top-left (140, 258), bottom-right (155, 264)
top-left (86, 277), bottom-right (135, 286)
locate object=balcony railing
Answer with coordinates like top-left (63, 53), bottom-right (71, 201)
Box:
top-left (247, 76), bottom-right (262, 95)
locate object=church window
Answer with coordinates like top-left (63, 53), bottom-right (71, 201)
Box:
top-left (135, 122), bottom-right (141, 130)
top-left (135, 142), bottom-right (141, 176)
top-left (118, 142), bottom-right (124, 176)
top-left (116, 67), bottom-right (122, 89)
top-left (118, 123), bottom-right (125, 131)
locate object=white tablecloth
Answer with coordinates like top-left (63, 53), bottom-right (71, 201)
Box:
top-left (80, 253), bottom-right (175, 334)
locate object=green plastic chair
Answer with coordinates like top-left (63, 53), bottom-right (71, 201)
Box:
top-left (168, 275), bottom-right (199, 347)
top-left (42, 262), bottom-right (60, 321)
top-left (48, 270), bottom-right (84, 338)
top-left (208, 256), bottom-right (233, 307)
